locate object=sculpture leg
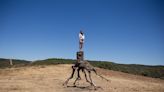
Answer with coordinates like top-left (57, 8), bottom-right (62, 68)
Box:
top-left (63, 66), bottom-right (76, 86)
top-left (73, 67), bottom-right (81, 86)
top-left (88, 71), bottom-right (96, 88)
top-left (82, 69), bottom-right (91, 83)
top-left (77, 67), bottom-right (81, 80)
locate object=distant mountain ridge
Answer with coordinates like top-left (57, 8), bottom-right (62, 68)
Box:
top-left (0, 58), bottom-right (31, 68)
top-left (0, 58), bottom-right (164, 79)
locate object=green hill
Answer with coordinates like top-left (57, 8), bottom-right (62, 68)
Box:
top-left (89, 61), bottom-right (164, 79)
top-left (0, 58), bottom-right (31, 68)
top-left (0, 58), bottom-right (164, 79)
top-left (32, 58), bottom-right (75, 65)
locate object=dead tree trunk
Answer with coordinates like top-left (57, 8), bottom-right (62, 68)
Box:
top-left (9, 59), bottom-right (13, 66)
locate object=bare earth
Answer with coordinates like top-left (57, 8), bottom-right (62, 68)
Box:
top-left (0, 64), bottom-right (163, 92)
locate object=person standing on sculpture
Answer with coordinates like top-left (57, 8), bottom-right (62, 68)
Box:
top-left (79, 31), bottom-right (85, 51)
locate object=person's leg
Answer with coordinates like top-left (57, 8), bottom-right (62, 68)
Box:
top-left (79, 42), bottom-right (82, 51)
top-left (81, 42), bottom-right (83, 50)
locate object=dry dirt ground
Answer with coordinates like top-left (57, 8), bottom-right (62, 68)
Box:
top-left (0, 64), bottom-right (163, 92)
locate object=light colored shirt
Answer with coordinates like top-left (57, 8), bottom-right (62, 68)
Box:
top-left (79, 33), bottom-right (85, 40)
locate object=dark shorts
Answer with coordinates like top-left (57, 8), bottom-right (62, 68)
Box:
top-left (79, 39), bottom-right (84, 44)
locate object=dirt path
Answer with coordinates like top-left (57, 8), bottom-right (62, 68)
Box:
top-left (0, 64), bottom-right (163, 92)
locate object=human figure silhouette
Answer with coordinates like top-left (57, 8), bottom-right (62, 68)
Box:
top-left (79, 31), bottom-right (85, 51)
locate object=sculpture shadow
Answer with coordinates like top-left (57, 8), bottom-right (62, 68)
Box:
top-left (66, 85), bottom-right (103, 90)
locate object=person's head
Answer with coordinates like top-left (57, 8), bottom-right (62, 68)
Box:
top-left (80, 30), bottom-right (83, 35)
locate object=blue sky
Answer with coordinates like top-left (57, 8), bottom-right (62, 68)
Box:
top-left (0, 0), bottom-right (164, 65)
